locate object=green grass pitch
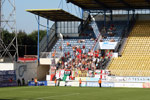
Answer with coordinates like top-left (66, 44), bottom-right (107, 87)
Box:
top-left (0, 86), bottom-right (150, 100)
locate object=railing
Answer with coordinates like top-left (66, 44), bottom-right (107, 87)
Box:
top-left (78, 15), bottom-right (91, 33)
top-left (40, 52), bottom-right (63, 59)
top-left (90, 15), bottom-right (102, 51)
top-left (39, 23), bottom-right (56, 52)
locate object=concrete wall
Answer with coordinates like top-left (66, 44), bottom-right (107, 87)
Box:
top-left (40, 58), bottom-right (59, 65)
top-left (14, 62), bottom-right (38, 84)
top-left (37, 65), bottom-right (50, 81)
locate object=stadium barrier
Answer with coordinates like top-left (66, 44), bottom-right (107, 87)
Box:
top-left (46, 69), bottom-right (150, 88)
top-left (46, 75), bottom-right (150, 88)
top-left (46, 80), bottom-right (150, 88)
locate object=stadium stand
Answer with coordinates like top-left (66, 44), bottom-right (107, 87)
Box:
top-left (108, 21), bottom-right (150, 76)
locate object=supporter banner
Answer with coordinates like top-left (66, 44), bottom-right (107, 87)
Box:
top-left (99, 42), bottom-right (118, 50)
top-left (86, 77), bottom-right (99, 81)
top-left (88, 70), bottom-right (93, 77)
top-left (78, 70), bottom-right (88, 77)
top-left (46, 75), bottom-right (50, 81)
top-left (56, 70), bottom-right (65, 80)
top-left (75, 77), bottom-right (87, 81)
top-left (75, 77), bottom-right (100, 81)
top-left (114, 83), bottom-right (143, 88)
top-left (74, 70), bottom-right (88, 77)
top-left (64, 70), bottom-right (71, 76)
top-left (56, 70), bottom-right (60, 79)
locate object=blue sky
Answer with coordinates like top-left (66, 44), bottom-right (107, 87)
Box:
top-left (15, 0), bottom-right (81, 33)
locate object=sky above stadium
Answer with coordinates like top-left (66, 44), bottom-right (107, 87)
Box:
top-left (15, 0), bottom-right (81, 33)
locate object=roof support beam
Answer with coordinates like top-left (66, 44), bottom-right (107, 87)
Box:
top-left (117, 0), bottom-right (131, 8)
top-left (66, 0), bottom-right (88, 9)
top-left (145, 0), bottom-right (150, 5)
top-left (94, 0), bottom-right (109, 9)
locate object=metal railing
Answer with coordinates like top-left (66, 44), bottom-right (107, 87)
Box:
top-left (90, 15), bottom-right (103, 51)
top-left (40, 52), bottom-right (63, 59)
top-left (39, 23), bottom-right (56, 52)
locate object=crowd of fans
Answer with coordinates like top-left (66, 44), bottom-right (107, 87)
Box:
top-left (100, 24), bottom-right (117, 42)
top-left (52, 24), bottom-right (116, 71)
top-left (56, 45), bottom-right (113, 71)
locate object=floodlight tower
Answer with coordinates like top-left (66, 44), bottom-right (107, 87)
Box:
top-left (0, 0), bottom-right (18, 62)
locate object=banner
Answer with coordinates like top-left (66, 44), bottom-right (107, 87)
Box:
top-left (99, 42), bottom-right (118, 49)
top-left (64, 70), bottom-right (71, 76)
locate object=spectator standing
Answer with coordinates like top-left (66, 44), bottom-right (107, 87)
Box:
top-left (22, 78), bottom-right (25, 86)
top-left (79, 78), bottom-right (82, 87)
top-left (98, 78), bottom-right (102, 88)
top-left (34, 78), bottom-right (38, 86)
top-left (17, 79), bottom-right (21, 86)
top-left (54, 79), bottom-right (57, 87)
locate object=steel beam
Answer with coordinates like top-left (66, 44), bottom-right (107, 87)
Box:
top-left (117, 0), bottom-right (131, 8)
top-left (37, 16), bottom-right (40, 63)
top-left (94, 0), bottom-right (109, 9)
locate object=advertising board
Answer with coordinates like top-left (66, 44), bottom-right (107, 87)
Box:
top-left (143, 82), bottom-right (150, 88)
top-left (86, 82), bottom-right (99, 87)
top-left (107, 76), bottom-right (150, 83)
top-left (99, 42), bottom-right (118, 50)
top-left (102, 82), bottom-right (114, 87)
top-left (28, 81), bottom-right (47, 86)
top-left (114, 83), bottom-right (143, 88)
top-left (47, 81), bottom-right (55, 86)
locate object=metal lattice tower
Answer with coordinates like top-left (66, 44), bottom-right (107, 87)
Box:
top-left (0, 0), bottom-right (18, 62)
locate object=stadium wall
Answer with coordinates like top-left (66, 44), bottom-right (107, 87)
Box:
top-left (14, 62), bottom-right (38, 84)
top-left (37, 65), bottom-right (50, 81)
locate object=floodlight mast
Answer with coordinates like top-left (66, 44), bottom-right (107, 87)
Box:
top-left (0, 0), bottom-right (2, 39)
top-left (0, 0), bottom-right (18, 62)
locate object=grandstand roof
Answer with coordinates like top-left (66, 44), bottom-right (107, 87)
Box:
top-left (67, 0), bottom-right (150, 10)
top-left (26, 9), bottom-right (82, 21)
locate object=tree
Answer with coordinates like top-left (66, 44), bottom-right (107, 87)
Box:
top-left (1, 29), bottom-right (47, 57)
